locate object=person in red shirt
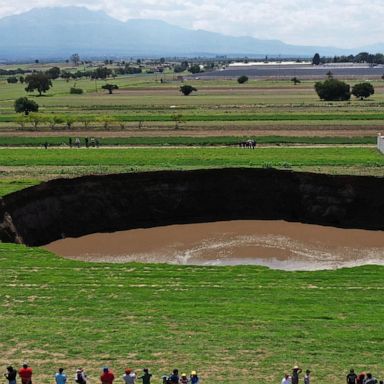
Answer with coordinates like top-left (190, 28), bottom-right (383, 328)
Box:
top-left (19, 363), bottom-right (32, 384)
top-left (100, 368), bottom-right (114, 384)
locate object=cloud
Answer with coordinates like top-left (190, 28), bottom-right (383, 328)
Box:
top-left (0, 0), bottom-right (384, 48)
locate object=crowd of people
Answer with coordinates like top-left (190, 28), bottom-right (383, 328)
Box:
top-left (3, 364), bottom-right (199, 384)
top-left (281, 366), bottom-right (382, 384)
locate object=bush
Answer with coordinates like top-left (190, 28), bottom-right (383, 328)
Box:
top-left (352, 82), bottom-right (374, 100)
top-left (237, 75), bottom-right (249, 84)
top-left (179, 85), bottom-right (197, 96)
top-left (314, 78), bottom-right (350, 101)
top-left (7, 76), bottom-right (18, 84)
top-left (70, 87), bottom-right (84, 94)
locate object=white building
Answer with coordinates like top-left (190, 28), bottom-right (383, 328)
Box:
top-left (378, 133), bottom-right (384, 154)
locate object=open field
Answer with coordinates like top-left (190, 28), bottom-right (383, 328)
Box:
top-left (1, 243), bottom-right (384, 384)
top-left (0, 147), bottom-right (383, 196)
top-left (2, 77), bottom-right (384, 135)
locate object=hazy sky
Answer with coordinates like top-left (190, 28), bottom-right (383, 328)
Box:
top-left (0, 0), bottom-right (383, 48)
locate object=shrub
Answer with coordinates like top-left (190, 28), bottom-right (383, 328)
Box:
top-left (7, 76), bottom-right (18, 84)
top-left (70, 87), bottom-right (84, 94)
top-left (237, 75), bottom-right (249, 84)
top-left (352, 82), bottom-right (375, 100)
top-left (314, 78), bottom-right (350, 101)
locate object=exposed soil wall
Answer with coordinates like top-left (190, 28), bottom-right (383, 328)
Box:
top-left (0, 168), bottom-right (383, 246)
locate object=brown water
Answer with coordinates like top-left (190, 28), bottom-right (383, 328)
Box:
top-left (44, 220), bottom-right (384, 270)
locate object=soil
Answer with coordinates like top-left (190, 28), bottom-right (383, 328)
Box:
top-left (44, 220), bottom-right (384, 271)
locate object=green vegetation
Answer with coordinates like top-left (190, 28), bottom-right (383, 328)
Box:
top-left (0, 147), bottom-right (382, 197)
top-left (352, 82), bottom-right (375, 100)
top-left (314, 78), bottom-right (351, 101)
top-left (0, 147), bottom-right (382, 168)
top-left (0, 243), bottom-right (384, 384)
top-left (0, 135), bottom-right (376, 147)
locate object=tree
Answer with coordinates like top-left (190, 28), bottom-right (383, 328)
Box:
top-left (188, 64), bottom-right (201, 74)
top-left (14, 97), bottom-right (39, 115)
top-left (101, 84), bottom-right (119, 94)
top-left (179, 85), bottom-right (197, 96)
top-left (70, 53), bottom-right (81, 66)
top-left (91, 66), bottom-right (112, 80)
top-left (314, 78), bottom-right (351, 101)
top-left (46, 66), bottom-right (61, 79)
top-left (352, 82), bottom-right (375, 100)
top-left (312, 53), bottom-right (321, 65)
top-left (237, 75), bottom-right (249, 84)
top-left (24, 72), bottom-right (52, 96)
top-left (291, 77), bottom-right (301, 85)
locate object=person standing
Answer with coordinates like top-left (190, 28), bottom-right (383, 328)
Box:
top-left (138, 368), bottom-right (151, 384)
top-left (365, 373), bottom-right (377, 384)
top-left (190, 371), bottom-right (199, 384)
top-left (304, 370), bottom-right (311, 384)
top-left (75, 368), bottom-right (87, 384)
top-left (55, 368), bottom-right (67, 384)
top-left (100, 367), bottom-right (115, 384)
top-left (4, 366), bottom-right (17, 384)
top-left (291, 366), bottom-right (302, 384)
top-left (281, 373), bottom-right (291, 384)
top-left (18, 363), bottom-right (32, 384)
top-left (123, 369), bottom-right (136, 384)
top-left (168, 370), bottom-right (179, 384)
top-left (347, 369), bottom-right (357, 384)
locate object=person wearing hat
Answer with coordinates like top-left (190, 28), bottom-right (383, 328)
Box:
top-left (123, 369), bottom-right (136, 384)
top-left (138, 368), bottom-right (151, 384)
top-left (180, 373), bottom-right (188, 384)
top-left (291, 366), bottom-right (302, 384)
top-left (304, 370), bottom-right (311, 384)
top-left (18, 363), bottom-right (32, 384)
top-left (190, 371), bottom-right (199, 384)
top-left (100, 367), bottom-right (115, 384)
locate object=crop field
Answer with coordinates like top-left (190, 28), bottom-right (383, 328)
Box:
top-left (1, 75), bottom-right (384, 136)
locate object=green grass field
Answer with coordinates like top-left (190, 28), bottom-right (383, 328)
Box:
top-left (0, 147), bottom-right (383, 197)
top-left (0, 243), bottom-right (383, 384)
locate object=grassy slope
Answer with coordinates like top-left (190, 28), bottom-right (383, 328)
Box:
top-left (0, 243), bottom-right (383, 384)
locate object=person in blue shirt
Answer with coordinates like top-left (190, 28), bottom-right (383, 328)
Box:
top-left (55, 368), bottom-right (67, 384)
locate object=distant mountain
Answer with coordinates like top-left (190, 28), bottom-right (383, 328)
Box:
top-left (0, 6), bottom-right (355, 60)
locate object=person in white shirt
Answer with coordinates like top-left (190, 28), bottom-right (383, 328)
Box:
top-left (304, 370), bottom-right (311, 384)
top-left (123, 369), bottom-right (136, 384)
top-left (282, 373), bottom-right (292, 384)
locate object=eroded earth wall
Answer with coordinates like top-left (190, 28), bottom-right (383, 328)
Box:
top-left (0, 168), bottom-right (383, 246)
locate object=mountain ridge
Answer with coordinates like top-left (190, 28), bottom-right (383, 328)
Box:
top-left (0, 6), bottom-right (367, 60)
